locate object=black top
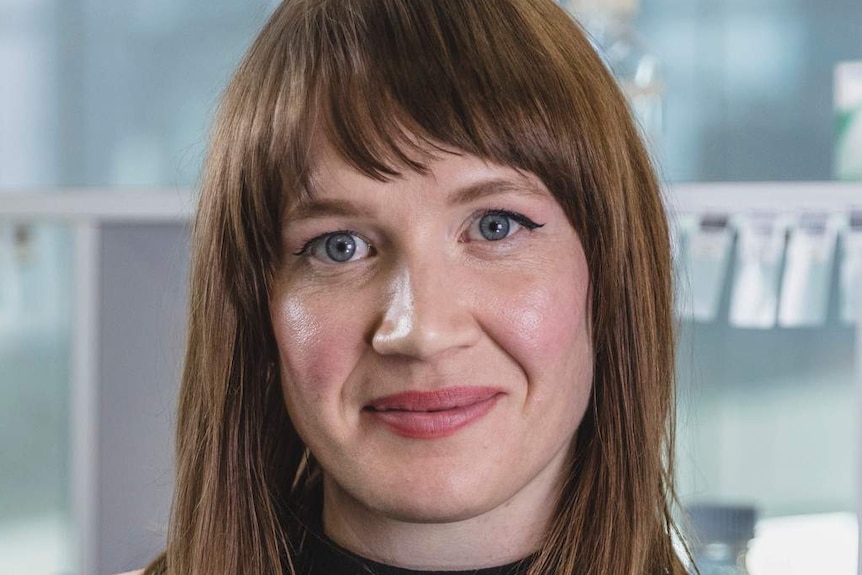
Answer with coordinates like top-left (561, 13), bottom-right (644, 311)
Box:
top-left (294, 524), bottom-right (535, 575)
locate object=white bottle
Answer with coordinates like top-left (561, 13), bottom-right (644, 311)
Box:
top-left (561, 0), bottom-right (664, 149)
top-left (835, 61), bottom-right (862, 181)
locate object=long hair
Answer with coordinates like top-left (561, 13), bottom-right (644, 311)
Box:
top-left (145, 1), bottom-right (689, 573)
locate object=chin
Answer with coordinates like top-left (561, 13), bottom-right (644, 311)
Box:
top-left (377, 494), bottom-right (495, 524)
top-left (365, 473), bottom-right (501, 524)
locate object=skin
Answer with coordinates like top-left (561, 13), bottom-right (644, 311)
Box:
top-left (269, 140), bottom-right (594, 570)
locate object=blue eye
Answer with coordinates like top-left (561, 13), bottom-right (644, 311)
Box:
top-left (294, 230), bottom-right (372, 263)
top-left (478, 212), bottom-right (513, 240)
top-left (470, 210), bottom-right (543, 242)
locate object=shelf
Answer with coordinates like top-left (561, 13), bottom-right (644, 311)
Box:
top-left (1, 182), bottom-right (861, 222)
top-left (0, 189), bottom-right (194, 222)
top-left (668, 182), bottom-right (862, 215)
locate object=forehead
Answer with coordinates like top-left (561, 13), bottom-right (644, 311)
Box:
top-left (290, 139), bottom-right (549, 205)
top-left (287, 140), bottom-right (551, 222)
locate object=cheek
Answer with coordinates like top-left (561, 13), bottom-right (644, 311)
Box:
top-left (494, 268), bottom-right (591, 371)
top-left (490, 265), bottom-right (593, 434)
top-left (270, 292), bottom-right (363, 404)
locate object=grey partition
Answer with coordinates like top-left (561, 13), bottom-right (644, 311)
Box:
top-left (96, 223), bottom-right (189, 574)
top-left (0, 199), bottom-right (191, 575)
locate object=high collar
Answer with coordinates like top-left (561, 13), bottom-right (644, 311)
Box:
top-left (294, 521), bottom-right (535, 575)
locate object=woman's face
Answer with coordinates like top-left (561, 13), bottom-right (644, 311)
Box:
top-left (270, 141), bottom-right (593, 533)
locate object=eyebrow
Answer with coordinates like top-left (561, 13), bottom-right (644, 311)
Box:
top-left (285, 177), bottom-right (548, 222)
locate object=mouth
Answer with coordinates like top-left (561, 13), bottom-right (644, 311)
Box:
top-left (364, 386), bottom-right (504, 412)
top-left (363, 386), bottom-right (504, 439)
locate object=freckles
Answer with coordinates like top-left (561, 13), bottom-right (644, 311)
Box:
top-left (281, 297), bottom-right (322, 349)
top-left (503, 302), bottom-right (543, 349)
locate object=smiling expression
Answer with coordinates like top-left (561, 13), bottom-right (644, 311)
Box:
top-left (269, 142), bottom-right (594, 533)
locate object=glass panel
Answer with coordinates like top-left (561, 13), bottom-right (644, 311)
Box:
top-left (676, 322), bottom-right (856, 514)
top-left (6, 0), bottom-right (862, 188)
top-left (636, 0), bottom-right (862, 182)
top-left (0, 0), bottom-right (277, 189)
top-left (0, 222), bottom-right (75, 575)
top-left (675, 228), bottom-right (858, 574)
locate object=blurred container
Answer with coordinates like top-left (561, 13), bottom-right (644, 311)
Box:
top-left (560, 0), bottom-right (664, 149)
top-left (841, 211), bottom-right (862, 323)
top-left (687, 504), bottom-right (757, 575)
top-left (778, 214), bottom-right (838, 327)
top-left (729, 214), bottom-right (787, 329)
top-left (680, 214), bottom-right (734, 323)
top-left (835, 62), bottom-right (862, 181)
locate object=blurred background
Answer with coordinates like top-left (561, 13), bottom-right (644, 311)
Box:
top-left (0, 0), bottom-right (860, 573)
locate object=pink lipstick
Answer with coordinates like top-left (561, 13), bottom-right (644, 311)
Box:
top-left (364, 386), bottom-right (503, 439)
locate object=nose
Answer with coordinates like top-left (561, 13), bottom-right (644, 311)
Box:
top-left (371, 259), bottom-right (481, 360)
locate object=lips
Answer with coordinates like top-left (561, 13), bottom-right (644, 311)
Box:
top-left (364, 386), bottom-right (503, 439)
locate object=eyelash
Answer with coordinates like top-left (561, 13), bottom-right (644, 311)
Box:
top-left (291, 209), bottom-right (545, 261)
top-left (484, 209), bottom-right (544, 232)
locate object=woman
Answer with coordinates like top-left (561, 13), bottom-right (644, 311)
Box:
top-left (134, 0), bottom-right (691, 573)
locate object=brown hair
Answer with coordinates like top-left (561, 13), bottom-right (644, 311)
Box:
top-left (145, 1), bottom-right (690, 573)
